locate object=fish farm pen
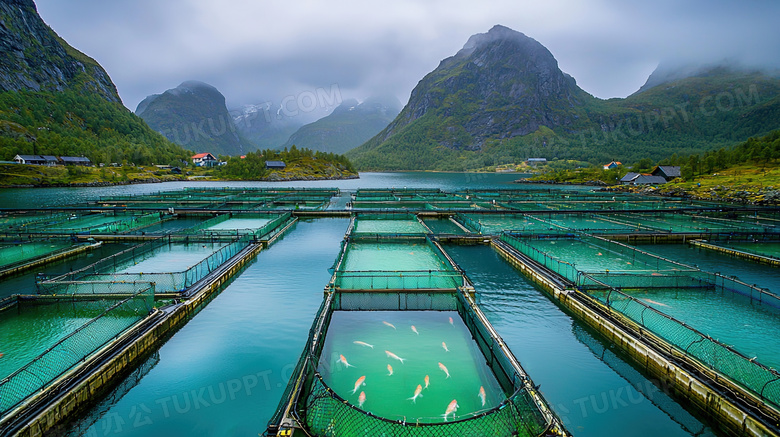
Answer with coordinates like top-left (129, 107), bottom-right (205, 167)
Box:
top-left (0, 186), bottom-right (777, 437)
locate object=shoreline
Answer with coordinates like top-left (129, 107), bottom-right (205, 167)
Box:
top-left (0, 173), bottom-right (360, 189)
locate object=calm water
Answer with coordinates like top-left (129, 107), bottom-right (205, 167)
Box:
top-left (0, 173), bottom-right (532, 209)
top-left (0, 174), bottom-right (756, 436)
top-left (116, 243), bottom-right (225, 274)
top-left (0, 301), bottom-right (136, 380)
top-left (353, 219), bottom-right (427, 234)
top-left (0, 243), bottom-right (131, 299)
top-left (445, 245), bottom-right (715, 437)
top-left (67, 219), bottom-right (348, 436)
top-left (319, 310), bottom-right (504, 422)
top-left (343, 242), bottom-right (447, 271)
top-left (635, 244), bottom-right (779, 294)
top-left (206, 218), bottom-right (271, 230)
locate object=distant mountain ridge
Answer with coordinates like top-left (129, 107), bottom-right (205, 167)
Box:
top-left (136, 81), bottom-right (249, 156)
top-left (0, 0), bottom-right (190, 166)
top-left (348, 25), bottom-right (780, 170)
top-left (281, 95), bottom-right (401, 154)
top-left (0, 0), bottom-right (119, 102)
top-left (230, 103), bottom-right (303, 151)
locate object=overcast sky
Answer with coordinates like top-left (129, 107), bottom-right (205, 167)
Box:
top-left (35, 0), bottom-right (780, 113)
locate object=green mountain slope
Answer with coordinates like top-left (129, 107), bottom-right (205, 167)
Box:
top-left (136, 81), bottom-right (250, 156)
top-left (348, 25), bottom-right (780, 170)
top-left (281, 96), bottom-right (401, 154)
top-left (0, 0), bottom-right (190, 165)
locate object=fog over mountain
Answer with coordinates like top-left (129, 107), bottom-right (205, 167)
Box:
top-left (33, 0), bottom-right (780, 115)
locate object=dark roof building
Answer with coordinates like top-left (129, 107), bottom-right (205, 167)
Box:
top-left (620, 172), bottom-right (640, 184)
top-left (13, 155), bottom-right (46, 165)
top-left (265, 160), bottom-right (286, 169)
top-left (632, 175), bottom-right (668, 185)
top-left (652, 166), bottom-right (682, 180)
top-left (60, 156), bottom-right (92, 166)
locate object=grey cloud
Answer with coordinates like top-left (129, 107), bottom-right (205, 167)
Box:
top-left (34, 0), bottom-right (780, 110)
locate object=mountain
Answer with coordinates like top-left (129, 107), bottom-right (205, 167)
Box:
top-left (281, 95), bottom-right (401, 154)
top-left (348, 25), bottom-right (780, 170)
top-left (231, 103), bottom-right (303, 150)
top-left (0, 0), bottom-right (190, 166)
top-left (136, 81), bottom-right (249, 156)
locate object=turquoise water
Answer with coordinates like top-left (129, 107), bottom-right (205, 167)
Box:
top-left (0, 241), bottom-right (74, 268)
top-left (589, 287), bottom-right (780, 369)
top-left (206, 218), bottom-right (272, 230)
top-left (722, 241), bottom-right (780, 259)
top-left (353, 219), bottom-right (427, 234)
top-left (446, 245), bottom-right (715, 437)
top-left (0, 301), bottom-right (133, 380)
top-left (67, 219), bottom-right (349, 436)
top-left (529, 239), bottom-right (679, 274)
top-left (343, 242), bottom-right (448, 271)
top-left (319, 310), bottom-right (504, 422)
top-left (116, 243), bottom-right (226, 274)
top-left (133, 217), bottom-right (205, 234)
top-left (422, 218), bottom-right (466, 234)
top-left (464, 214), bottom-right (554, 233)
top-left (635, 244), bottom-right (779, 294)
top-left (0, 243), bottom-right (131, 299)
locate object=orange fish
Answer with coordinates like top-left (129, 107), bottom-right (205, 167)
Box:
top-left (358, 391), bottom-right (366, 408)
top-left (352, 376), bottom-right (366, 394)
top-left (448, 317), bottom-right (454, 325)
top-left (442, 342), bottom-right (449, 352)
top-left (387, 364), bottom-right (393, 376)
top-left (339, 354), bottom-right (355, 368)
top-left (478, 386), bottom-right (486, 407)
top-left (438, 362), bottom-right (450, 378)
top-left (424, 375), bottom-right (430, 389)
top-left (407, 384), bottom-right (423, 403)
top-left (443, 399), bottom-right (459, 421)
top-left (382, 321), bottom-right (396, 329)
top-left (411, 325), bottom-right (419, 335)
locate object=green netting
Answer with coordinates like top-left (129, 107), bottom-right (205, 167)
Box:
top-left (455, 213), bottom-right (482, 233)
top-left (36, 280), bottom-right (155, 296)
top-left (39, 236), bottom-right (253, 293)
top-left (499, 234), bottom-right (579, 281)
top-left (333, 271), bottom-right (463, 290)
top-left (598, 287), bottom-right (780, 410)
top-left (0, 285), bottom-right (154, 417)
top-left (25, 212), bottom-right (164, 235)
top-left (0, 240), bottom-right (80, 270)
top-left (332, 291), bottom-right (458, 311)
top-left (301, 373), bottom-right (549, 437)
top-left (187, 212), bottom-right (291, 238)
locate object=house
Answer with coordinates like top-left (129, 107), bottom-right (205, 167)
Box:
top-left (191, 153), bottom-right (217, 167)
top-left (13, 155), bottom-right (46, 165)
top-left (632, 175), bottom-right (668, 185)
top-left (265, 160), bottom-right (286, 169)
top-left (620, 172), bottom-right (640, 184)
top-left (40, 155), bottom-right (60, 166)
top-left (603, 161), bottom-right (622, 170)
top-left (60, 156), bottom-right (92, 166)
top-left (651, 166), bottom-right (681, 181)
top-left (526, 158), bottom-right (547, 167)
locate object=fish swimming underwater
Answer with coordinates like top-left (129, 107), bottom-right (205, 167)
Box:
top-left (442, 342), bottom-right (449, 352)
top-left (478, 386), bottom-right (486, 407)
top-left (424, 375), bottom-right (430, 389)
top-left (438, 362), bottom-right (450, 378)
top-left (386, 350), bottom-right (406, 364)
top-left (411, 325), bottom-right (419, 335)
top-left (387, 364), bottom-right (393, 376)
top-left (352, 376), bottom-right (366, 394)
top-left (383, 321), bottom-right (397, 329)
top-left (407, 384), bottom-right (423, 403)
top-left (443, 399), bottom-right (459, 421)
top-left (358, 391), bottom-right (366, 408)
top-left (353, 341), bottom-right (374, 348)
top-left (339, 354), bottom-right (355, 368)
